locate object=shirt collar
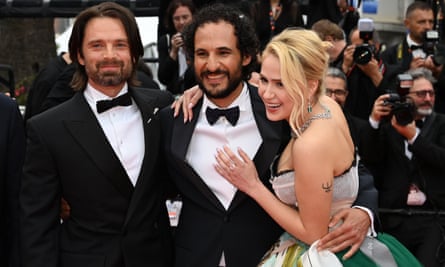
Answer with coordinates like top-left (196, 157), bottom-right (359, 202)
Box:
top-left (406, 35), bottom-right (422, 48)
top-left (202, 82), bottom-right (249, 112)
top-left (84, 83), bottom-right (129, 103)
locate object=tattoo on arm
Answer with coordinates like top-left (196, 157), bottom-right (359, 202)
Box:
top-left (322, 181), bottom-right (333, 193)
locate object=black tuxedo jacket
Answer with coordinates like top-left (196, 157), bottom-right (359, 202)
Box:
top-left (21, 87), bottom-right (174, 267)
top-left (366, 113), bottom-right (445, 210)
top-left (0, 94), bottom-right (25, 267)
top-left (161, 84), bottom-right (289, 267)
top-left (160, 84), bottom-right (379, 267)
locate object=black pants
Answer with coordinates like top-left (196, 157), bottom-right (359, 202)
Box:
top-left (381, 213), bottom-right (445, 267)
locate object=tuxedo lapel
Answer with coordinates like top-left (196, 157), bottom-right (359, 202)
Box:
top-left (123, 87), bottom-right (165, 225)
top-left (171, 100), bottom-right (227, 211)
top-left (171, 100), bottom-right (202, 159)
top-left (63, 93), bottom-right (133, 200)
top-left (229, 85), bottom-right (287, 211)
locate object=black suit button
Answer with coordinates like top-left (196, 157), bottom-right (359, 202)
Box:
top-left (154, 222), bottom-right (158, 229)
top-left (223, 216), bottom-right (229, 222)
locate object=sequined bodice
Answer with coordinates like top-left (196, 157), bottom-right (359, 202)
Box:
top-left (269, 156), bottom-right (359, 215)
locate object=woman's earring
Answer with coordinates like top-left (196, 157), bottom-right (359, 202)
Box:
top-left (307, 99), bottom-right (312, 113)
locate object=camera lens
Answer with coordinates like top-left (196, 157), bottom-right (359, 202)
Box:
top-left (353, 45), bottom-right (373, 65)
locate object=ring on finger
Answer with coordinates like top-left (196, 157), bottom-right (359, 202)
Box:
top-left (229, 162), bottom-right (235, 170)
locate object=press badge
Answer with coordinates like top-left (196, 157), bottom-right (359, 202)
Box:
top-left (166, 199), bottom-right (183, 227)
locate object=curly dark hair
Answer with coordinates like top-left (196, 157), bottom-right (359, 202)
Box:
top-left (182, 3), bottom-right (259, 81)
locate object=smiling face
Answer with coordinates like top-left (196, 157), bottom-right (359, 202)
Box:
top-left (258, 54), bottom-right (294, 122)
top-left (193, 21), bottom-right (251, 107)
top-left (77, 17), bottom-right (133, 97)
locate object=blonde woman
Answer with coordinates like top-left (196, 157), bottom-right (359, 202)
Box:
top-left (214, 29), bottom-right (421, 266)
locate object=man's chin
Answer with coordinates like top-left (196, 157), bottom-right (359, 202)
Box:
top-left (417, 107), bottom-right (433, 116)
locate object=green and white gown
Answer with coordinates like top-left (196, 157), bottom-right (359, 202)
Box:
top-left (259, 157), bottom-right (422, 267)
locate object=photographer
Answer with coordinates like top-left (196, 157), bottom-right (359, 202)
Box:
top-left (157, 0), bottom-right (197, 94)
top-left (380, 1), bottom-right (445, 113)
top-left (340, 19), bottom-right (390, 120)
top-left (366, 68), bottom-right (445, 267)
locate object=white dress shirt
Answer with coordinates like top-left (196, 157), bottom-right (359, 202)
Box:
top-left (185, 84), bottom-right (262, 266)
top-left (84, 84), bottom-right (144, 186)
top-left (407, 35), bottom-right (426, 59)
top-left (186, 84), bottom-right (262, 209)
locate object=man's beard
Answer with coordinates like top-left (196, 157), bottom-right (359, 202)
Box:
top-left (89, 60), bottom-right (132, 87)
top-left (197, 69), bottom-right (243, 99)
top-left (417, 107), bottom-right (433, 116)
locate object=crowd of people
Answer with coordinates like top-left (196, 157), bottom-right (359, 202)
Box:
top-left (2, 0), bottom-right (445, 266)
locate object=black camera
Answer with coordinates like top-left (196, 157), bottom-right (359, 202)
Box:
top-left (353, 18), bottom-right (376, 65)
top-left (422, 30), bottom-right (445, 65)
top-left (383, 74), bottom-right (416, 126)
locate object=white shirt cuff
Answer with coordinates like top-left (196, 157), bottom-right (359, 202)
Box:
top-left (369, 117), bottom-right (380, 129)
top-left (352, 205), bottom-right (377, 237)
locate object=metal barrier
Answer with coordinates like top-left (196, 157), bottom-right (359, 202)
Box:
top-left (379, 208), bottom-right (445, 216)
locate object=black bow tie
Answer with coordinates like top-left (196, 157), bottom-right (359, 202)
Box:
top-left (410, 44), bottom-right (423, 51)
top-left (205, 106), bottom-right (240, 126)
top-left (96, 93), bottom-right (132, 113)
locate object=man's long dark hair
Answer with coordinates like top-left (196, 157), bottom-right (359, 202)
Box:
top-left (182, 3), bottom-right (259, 82)
top-left (68, 2), bottom-right (144, 91)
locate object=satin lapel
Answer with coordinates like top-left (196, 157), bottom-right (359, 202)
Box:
top-left (419, 113), bottom-right (436, 137)
top-left (171, 100), bottom-right (226, 211)
top-left (124, 87), bottom-right (164, 225)
top-left (63, 93), bottom-right (133, 200)
top-left (229, 85), bottom-right (287, 211)
top-left (171, 100), bottom-right (202, 159)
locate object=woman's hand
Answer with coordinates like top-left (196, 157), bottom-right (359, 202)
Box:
top-left (214, 145), bottom-right (262, 196)
top-left (171, 85), bottom-right (203, 122)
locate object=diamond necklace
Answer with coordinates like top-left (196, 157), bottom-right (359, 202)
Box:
top-left (298, 104), bottom-right (331, 133)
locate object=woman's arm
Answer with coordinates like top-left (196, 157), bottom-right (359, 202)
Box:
top-left (215, 137), bottom-right (334, 245)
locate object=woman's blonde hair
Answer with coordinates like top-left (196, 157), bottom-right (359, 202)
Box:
top-left (262, 28), bottom-right (330, 136)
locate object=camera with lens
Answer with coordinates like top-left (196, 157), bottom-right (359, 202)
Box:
top-left (353, 18), bottom-right (376, 65)
top-left (422, 30), bottom-right (445, 65)
top-left (383, 74), bottom-right (416, 126)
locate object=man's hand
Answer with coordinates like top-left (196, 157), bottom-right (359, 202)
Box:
top-left (60, 198), bottom-right (71, 221)
top-left (424, 55), bottom-right (444, 77)
top-left (341, 44), bottom-right (355, 73)
top-left (371, 94), bottom-right (392, 122)
top-left (317, 208), bottom-right (370, 260)
top-left (171, 85), bottom-right (203, 122)
top-left (391, 116), bottom-right (417, 140)
top-left (356, 58), bottom-right (383, 87)
top-left (410, 56), bottom-right (426, 70)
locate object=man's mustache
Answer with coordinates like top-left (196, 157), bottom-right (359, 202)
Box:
top-left (97, 60), bottom-right (124, 68)
top-left (201, 69), bottom-right (228, 77)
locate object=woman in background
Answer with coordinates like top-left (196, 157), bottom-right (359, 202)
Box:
top-left (250, 0), bottom-right (303, 51)
top-left (157, 0), bottom-right (196, 94)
